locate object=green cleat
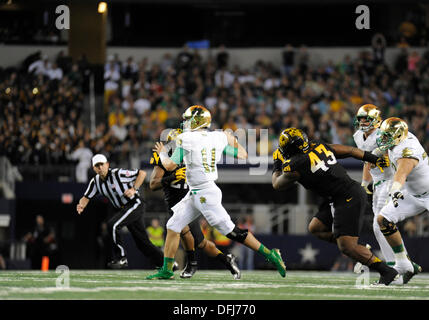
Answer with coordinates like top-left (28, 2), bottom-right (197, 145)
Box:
top-left (267, 248), bottom-right (286, 278)
top-left (146, 268), bottom-right (174, 280)
top-left (403, 261), bottom-right (422, 284)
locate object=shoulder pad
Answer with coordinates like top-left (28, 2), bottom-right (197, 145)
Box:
top-left (401, 148), bottom-right (414, 158)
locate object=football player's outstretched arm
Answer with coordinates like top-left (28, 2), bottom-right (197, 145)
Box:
top-left (149, 166), bottom-right (165, 191)
top-left (329, 144), bottom-right (388, 165)
top-left (224, 131), bottom-right (248, 159)
top-left (272, 170), bottom-right (300, 191)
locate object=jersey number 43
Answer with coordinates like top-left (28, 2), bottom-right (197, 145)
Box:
top-left (309, 144), bottom-right (337, 173)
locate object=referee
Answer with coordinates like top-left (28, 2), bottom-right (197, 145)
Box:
top-left (77, 154), bottom-right (164, 269)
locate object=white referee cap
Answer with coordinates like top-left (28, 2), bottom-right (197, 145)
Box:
top-left (92, 154), bottom-right (108, 166)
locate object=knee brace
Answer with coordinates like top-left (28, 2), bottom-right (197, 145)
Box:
top-left (226, 227), bottom-right (248, 243)
top-left (379, 217), bottom-right (398, 236)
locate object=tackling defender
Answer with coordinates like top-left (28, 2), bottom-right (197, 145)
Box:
top-left (272, 128), bottom-right (399, 285)
top-left (353, 104), bottom-right (410, 284)
top-left (375, 117), bottom-right (424, 282)
top-left (146, 105), bottom-right (286, 280)
top-left (149, 128), bottom-right (241, 279)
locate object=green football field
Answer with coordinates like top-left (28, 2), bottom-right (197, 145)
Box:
top-left (0, 269), bottom-right (428, 300)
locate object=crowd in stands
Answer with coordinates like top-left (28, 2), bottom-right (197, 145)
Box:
top-left (0, 51), bottom-right (87, 170)
top-left (2, 44), bottom-right (429, 181)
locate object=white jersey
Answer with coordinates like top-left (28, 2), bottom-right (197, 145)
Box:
top-left (388, 132), bottom-right (429, 196)
top-left (177, 130), bottom-right (228, 189)
top-left (353, 128), bottom-right (393, 184)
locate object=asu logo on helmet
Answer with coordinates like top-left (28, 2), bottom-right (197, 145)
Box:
top-left (354, 104), bottom-right (382, 132)
top-left (376, 117), bottom-right (408, 151)
top-left (167, 128), bottom-right (182, 142)
top-left (182, 105), bottom-right (211, 131)
top-left (278, 128), bottom-right (309, 158)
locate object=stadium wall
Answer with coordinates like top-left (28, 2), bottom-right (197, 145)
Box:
top-left (0, 45), bottom-right (426, 69)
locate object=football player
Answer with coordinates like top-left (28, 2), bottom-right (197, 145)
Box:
top-left (272, 127), bottom-right (399, 285)
top-left (149, 128), bottom-right (241, 279)
top-left (146, 105), bottom-right (286, 280)
top-left (375, 117), bottom-right (424, 283)
top-left (353, 104), bottom-right (409, 284)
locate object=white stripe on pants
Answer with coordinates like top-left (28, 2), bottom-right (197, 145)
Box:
top-left (113, 199), bottom-right (141, 257)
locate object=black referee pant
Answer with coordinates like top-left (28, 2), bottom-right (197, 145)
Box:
top-left (106, 198), bottom-right (163, 268)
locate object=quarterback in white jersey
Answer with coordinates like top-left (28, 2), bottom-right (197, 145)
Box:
top-left (353, 104), bottom-right (399, 269)
top-left (146, 105), bottom-right (286, 280)
top-left (376, 117), bottom-right (424, 282)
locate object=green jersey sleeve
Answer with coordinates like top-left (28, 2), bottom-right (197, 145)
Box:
top-left (170, 147), bottom-right (187, 165)
top-left (223, 145), bottom-right (238, 158)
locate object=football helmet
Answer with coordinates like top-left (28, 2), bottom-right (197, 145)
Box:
top-left (376, 117), bottom-right (408, 151)
top-left (278, 128), bottom-right (309, 158)
top-left (182, 105), bottom-right (211, 131)
top-left (167, 128), bottom-right (182, 142)
top-left (354, 104), bottom-right (382, 132)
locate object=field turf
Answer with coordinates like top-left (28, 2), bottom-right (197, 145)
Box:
top-left (0, 269), bottom-right (428, 300)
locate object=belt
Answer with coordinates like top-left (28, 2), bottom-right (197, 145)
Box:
top-left (120, 197), bottom-right (141, 209)
top-left (190, 189), bottom-right (201, 195)
top-left (373, 180), bottom-right (386, 188)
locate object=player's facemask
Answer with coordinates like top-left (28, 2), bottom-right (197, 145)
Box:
top-left (376, 117), bottom-right (408, 151)
top-left (182, 105), bottom-right (211, 131)
top-left (278, 128), bottom-right (309, 158)
top-left (353, 104), bottom-right (382, 132)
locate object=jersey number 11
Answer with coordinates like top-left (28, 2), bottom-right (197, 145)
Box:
top-left (201, 148), bottom-right (216, 173)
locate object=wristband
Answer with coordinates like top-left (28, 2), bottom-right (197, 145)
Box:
top-left (159, 151), bottom-right (169, 163)
top-left (361, 180), bottom-right (371, 187)
top-left (362, 151), bottom-right (378, 164)
top-left (390, 181), bottom-right (403, 194)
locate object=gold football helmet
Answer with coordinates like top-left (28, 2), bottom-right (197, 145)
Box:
top-left (354, 104), bottom-right (382, 132)
top-left (182, 105), bottom-right (211, 131)
top-left (278, 128), bottom-right (309, 158)
top-left (167, 128), bottom-right (182, 142)
top-left (376, 117), bottom-right (408, 151)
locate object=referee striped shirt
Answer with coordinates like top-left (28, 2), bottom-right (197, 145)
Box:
top-left (84, 168), bottom-right (141, 210)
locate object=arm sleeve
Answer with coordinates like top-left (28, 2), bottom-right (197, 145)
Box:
top-left (83, 178), bottom-right (98, 199)
top-left (223, 145), bottom-right (238, 158)
top-left (170, 147), bottom-right (187, 165)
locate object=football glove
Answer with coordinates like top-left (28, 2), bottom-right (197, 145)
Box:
top-left (390, 191), bottom-right (404, 208)
top-left (174, 167), bottom-right (186, 181)
top-left (375, 155), bottom-right (390, 173)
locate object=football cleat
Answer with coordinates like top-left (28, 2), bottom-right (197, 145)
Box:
top-left (375, 267), bottom-right (399, 286)
top-left (267, 248), bottom-right (286, 278)
top-left (180, 261), bottom-right (198, 279)
top-left (146, 267), bottom-right (174, 280)
top-left (403, 261), bottom-right (422, 284)
top-left (107, 257), bottom-right (128, 269)
top-left (393, 259), bottom-right (414, 275)
top-left (173, 261), bottom-right (179, 272)
top-left (226, 254), bottom-right (241, 280)
top-left (376, 117), bottom-right (408, 151)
